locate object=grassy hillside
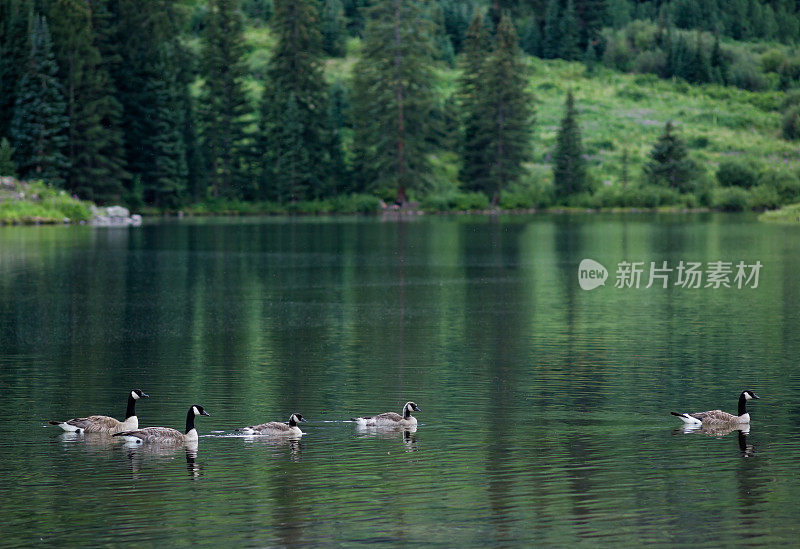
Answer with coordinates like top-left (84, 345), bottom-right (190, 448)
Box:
top-left (178, 14), bottom-right (798, 212)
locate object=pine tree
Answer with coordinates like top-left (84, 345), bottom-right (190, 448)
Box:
top-left (553, 90), bottom-right (588, 202)
top-left (460, 13), bottom-right (533, 204)
top-left (143, 47), bottom-right (188, 208)
top-left (644, 121), bottom-right (695, 192)
top-left (321, 0), bottom-right (346, 57)
top-left (259, 0), bottom-right (335, 201)
top-left (459, 12), bottom-right (492, 195)
top-left (10, 15), bottom-right (69, 185)
top-left (0, 137), bottom-right (17, 176)
top-left (575, 0), bottom-right (606, 50)
top-left (560, 0), bottom-right (581, 61)
top-left (47, 0), bottom-right (128, 203)
top-left (112, 0), bottom-right (192, 207)
top-left (350, 0), bottom-right (439, 204)
top-left (199, 0), bottom-right (252, 199)
top-left (0, 0), bottom-right (32, 140)
top-left (542, 0), bottom-right (561, 59)
top-left (520, 16), bottom-right (542, 57)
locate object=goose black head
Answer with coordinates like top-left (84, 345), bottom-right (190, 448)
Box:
top-left (131, 389), bottom-right (149, 400)
top-left (192, 405), bottom-right (211, 417)
top-left (289, 413), bottom-right (306, 426)
top-left (404, 402), bottom-right (421, 417)
top-left (743, 390), bottom-right (760, 401)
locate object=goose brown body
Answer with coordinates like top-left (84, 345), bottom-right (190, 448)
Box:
top-left (236, 413), bottom-right (306, 436)
top-left (49, 389), bottom-right (148, 434)
top-left (114, 404), bottom-right (210, 444)
top-left (671, 391), bottom-right (760, 426)
top-left (352, 402), bottom-right (421, 428)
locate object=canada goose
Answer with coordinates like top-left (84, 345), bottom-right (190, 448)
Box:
top-left (671, 390), bottom-right (760, 425)
top-left (352, 401), bottom-right (421, 428)
top-left (48, 389), bottom-right (149, 434)
top-left (235, 413), bottom-right (306, 436)
top-left (113, 404), bottom-right (210, 444)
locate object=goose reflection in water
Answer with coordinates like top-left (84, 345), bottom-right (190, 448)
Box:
top-left (674, 423), bottom-right (755, 457)
top-left (240, 435), bottom-right (303, 461)
top-left (122, 440), bottom-right (203, 477)
top-left (355, 424), bottom-right (419, 452)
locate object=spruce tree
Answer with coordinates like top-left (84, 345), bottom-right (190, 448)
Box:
top-left (459, 12), bottom-right (492, 195)
top-left (0, 0), bottom-right (32, 140)
top-left (560, 0), bottom-right (581, 61)
top-left (350, 0), bottom-right (439, 204)
top-left (259, 0), bottom-right (334, 201)
top-left (644, 121), bottom-right (695, 192)
top-left (0, 137), bottom-right (17, 177)
top-left (460, 13), bottom-right (533, 204)
top-left (199, 0), bottom-right (252, 199)
top-left (10, 15), bottom-right (69, 185)
top-left (542, 0), bottom-right (561, 59)
top-left (321, 0), bottom-right (346, 57)
top-left (575, 0), bottom-right (606, 50)
top-left (112, 0), bottom-right (192, 207)
top-left (553, 90), bottom-right (587, 202)
top-left (47, 0), bottom-right (127, 202)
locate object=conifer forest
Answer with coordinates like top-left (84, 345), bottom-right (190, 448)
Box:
top-left (3, 0), bottom-right (800, 214)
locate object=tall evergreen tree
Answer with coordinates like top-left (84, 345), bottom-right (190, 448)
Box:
top-left (112, 0), bottom-right (192, 207)
top-left (321, 0), bottom-right (346, 57)
top-left (553, 90), bottom-right (587, 201)
top-left (575, 0), bottom-right (606, 50)
top-left (260, 0), bottom-right (334, 202)
top-left (460, 13), bottom-right (533, 204)
top-left (9, 15), bottom-right (69, 185)
top-left (47, 0), bottom-right (127, 202)
top-left (644, 121), bottom-right (694, 192)
top-left (0, 0), bottom-right (32, 140)
top-left (542, 0), bottom-right (561, 59)
top-left (0, 137), bottom-right (16, 176)
top-left (350, 0), bottom-right (439, 204)
top-left (459, 12), bottom-right (492, 195)
top-left (559, 0), bottom-right (581, 60)
top-left (199, 0), bottom-right (252, 199)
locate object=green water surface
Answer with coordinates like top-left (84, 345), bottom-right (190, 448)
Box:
top-left (1, 214), bottom-right (798, 547)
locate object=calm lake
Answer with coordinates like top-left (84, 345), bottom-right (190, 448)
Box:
top-left (1, 213), bottom-right (800, 546)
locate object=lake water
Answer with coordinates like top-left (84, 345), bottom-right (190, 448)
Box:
top-left (1, 214), bottom-right (799, 546)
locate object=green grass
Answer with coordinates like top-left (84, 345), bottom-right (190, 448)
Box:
top-left (0, 180), bottom-right (93, 224)
top-left (759, 203), bottom-right (800, 223)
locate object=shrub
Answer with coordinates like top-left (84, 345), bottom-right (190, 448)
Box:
top-left (782, 106), bottom-right (800, 140)
top-left (712, 186), bottom-right (750, 211)
top-left (420, 191), bottom-right (490, 212)
top-left (761, 49), bottom-right (785, 73)
top-left (747, 185), bottom-right (781, 210)
top-left (716, 158), bottom-right (759, 188)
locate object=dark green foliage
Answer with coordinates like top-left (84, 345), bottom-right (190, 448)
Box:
top-left (0, 0), bottom-right (32, 140)
top-left (520, 16), bottom-right (542, 57)
top-left (559, 0), bottom-right (581, 60)
top-left (47, 0), bottom-right (128, 203)
top-left (321, 0), bottom-right (346, 56)
top-left (0, 137), bottom-right (17, 176)
top-left (342, 0), bottom-right (368, 36)
top-left (260, 0), bottom-right (335, 202)
top-left (644, 121), bottom-right (695, 193)
top-left (542, 0), bottom-right (561, 59)
top-left (553, 91), bottom-right (588, 201)
top-left (782, 106), bottom-right (800, 140)
top-left (350, 0), bottom-right (439, 203)
top-left (240, 0), bottom-right (273, 23)
top-left (113, 0), bottom-right (191, 208)
top-left (460, 12), bottom-right (534, 204)
top-left (437, 0), bottom-right (477, 54)
top-left (717, 158), bottom-right (759, 188)
top-left (199, 0), bottom-right (252, 199)
top-left (575, 0), bottom-right (606, 50)
top-left (10, 15), bottom-right (69, 185)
